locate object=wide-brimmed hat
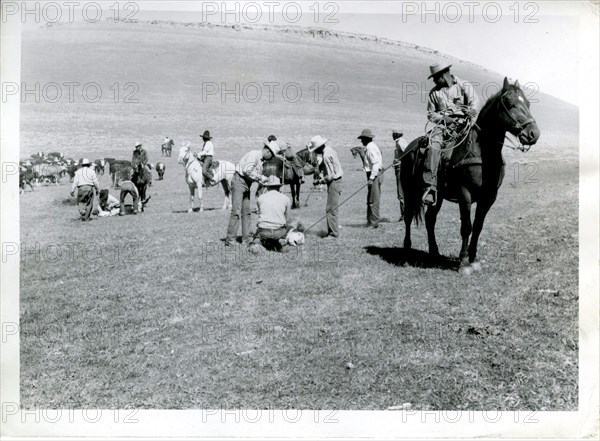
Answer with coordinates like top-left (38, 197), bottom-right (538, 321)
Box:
top-left (264, 175), bottom-right (282, 187)
top-left (201, 130), bottom-right (212, 139)
top-left (263, 140), bottom-right (280, 156)
top-left (392, 129), bottom-right (404, 136)
top-left (428, 63), bottom-right (452, 79)
top-left (81, 158), bottom-right (90, 165)
top-left (134, 141), bottom-right (143, 148)
top-left (268, 135), bottom-right (277, 142)
top-left (358, 129), bottom-right (374, 139)
top-left (308, 135), bottom-right (328, 152)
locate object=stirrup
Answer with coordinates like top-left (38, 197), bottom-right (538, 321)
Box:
top-left (422, 189), bottom-right (436, 206)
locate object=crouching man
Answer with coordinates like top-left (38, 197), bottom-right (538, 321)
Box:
top-left (249, 176), bottom-right (293, 254)
top-left (117, 168), bottom-right (139, 216)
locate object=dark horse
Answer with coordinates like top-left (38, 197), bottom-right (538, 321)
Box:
top-left (401, 78), bottom-right (540, 274)
top-left (133, 163), bottom-right (152, 212)
top-left (262, 147), bottom-right (318, 208)
top-left (283, 147), bottom-right (318, 208)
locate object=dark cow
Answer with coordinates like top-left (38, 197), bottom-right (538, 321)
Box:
top-left (155, 162), bottom-right (165, 180)
top-left (20, 168), bottom-right (35, 193)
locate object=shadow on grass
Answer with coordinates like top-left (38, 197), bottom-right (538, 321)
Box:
top-left (364, 246), bottom-right (460, 271)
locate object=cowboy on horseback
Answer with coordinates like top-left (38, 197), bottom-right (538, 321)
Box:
top-left (423, 63), bottom-right (480, 205)
top-left (197, 130), bottom-right (215, 184)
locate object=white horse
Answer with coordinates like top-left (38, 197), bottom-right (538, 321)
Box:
top-left (178, 145), bottom-right (235, 212)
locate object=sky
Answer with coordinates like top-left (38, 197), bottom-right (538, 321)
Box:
top-left (16, 1), bottom-right (598, 105)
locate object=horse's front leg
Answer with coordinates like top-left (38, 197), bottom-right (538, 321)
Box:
top-left (188, 184), bottom-right (195, 213)
top-left (198, 181), bottom-right (204, 212)
top-left (468, 196), bottom-right (495, 271)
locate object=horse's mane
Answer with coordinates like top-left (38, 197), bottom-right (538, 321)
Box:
top-left (478, 84), bottom-right (519, 122)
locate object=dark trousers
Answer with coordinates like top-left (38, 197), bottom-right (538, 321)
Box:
top-left (326, 178), bottom-right (342, 237)
top-left (423, 127), bottom-right (444, 190)
top-left (76, 185), bottom-right (94, 220)
top-left (253, 226), bottom-right (289, 250)
top-left (119, 181), bottom-right (139, 214)
top-left (226, 173), bottom-right (252, 243)
top-left (202, 155), bottom-right (214, 180)
top-left (366, 173), bottom-right (383, 226)
top-left (395, 165), bottom-right (405, 217)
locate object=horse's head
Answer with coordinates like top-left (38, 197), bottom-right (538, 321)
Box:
top-left (497, 77), bottom-right (540, 146)
top-left (178, 145), bottom-right (191, 164)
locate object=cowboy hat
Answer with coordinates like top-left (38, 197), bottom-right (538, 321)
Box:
top-left (428, 63), bottom-right (452, 79)
top-left (358, 129), bottom-right (375, 139)
top-left (392, 129), bottom-right (404, 136)
top-left (308, 135), bottom-right (328, 152)
top-left (81, 158), bottom-right (91, 165)
top-left (201, 130), bottom-right (212, 139)
top-left (264, 140), bottom-right (280, 156)
top-left (134, 141), bottom-right (143, 148)
top-left (264, 175), bottom-right (282, 187)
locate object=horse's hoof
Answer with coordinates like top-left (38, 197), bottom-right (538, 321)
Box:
top-left (459, 265), bottom-right (473, 276)
top-left (470, 261), bottom-right (482, 271)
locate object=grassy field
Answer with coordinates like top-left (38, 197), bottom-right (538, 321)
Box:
top-left (19, 21), bottom-right (578, 410)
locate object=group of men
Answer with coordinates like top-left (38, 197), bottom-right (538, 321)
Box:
top-left (69, 63), bottom-right (481, 251)
top-left (225, 62), bottom-right (480, 252)
top-left (70, 141), bottom-right (151, 220)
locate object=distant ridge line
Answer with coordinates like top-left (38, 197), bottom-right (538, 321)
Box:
top-left (42, 18), bottom-right (493, 74)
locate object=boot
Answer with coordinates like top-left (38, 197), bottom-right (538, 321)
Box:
top-left (119, 202), bottom-right (125, 216)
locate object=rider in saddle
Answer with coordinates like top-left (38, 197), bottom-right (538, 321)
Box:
top-left (423, 63), bottom-right (480, 205)
top-left (197, 130), bottom-right (215, 184)
top-left (131, 141), bottom-right (148, 178)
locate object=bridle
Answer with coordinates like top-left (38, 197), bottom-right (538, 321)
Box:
top-left (498, 91), bottom-right (536, 152)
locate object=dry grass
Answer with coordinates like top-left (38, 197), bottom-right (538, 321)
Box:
top-left (19, 21), bottom-right (578, 410)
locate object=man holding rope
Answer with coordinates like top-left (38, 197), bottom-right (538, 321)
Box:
top-left (423, 63), bottom-right (480, 206)
top-left (310, 135), bottom-right (343, 238)
top-left (358, 129), bottom-right (383, 229)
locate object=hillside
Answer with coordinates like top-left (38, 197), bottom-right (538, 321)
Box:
top-left (20, 20), bottom-right (578, 162)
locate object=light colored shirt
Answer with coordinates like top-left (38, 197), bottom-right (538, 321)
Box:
top-left (106, 194), bottom-right (119, 209)
top-left (257, 190), bottom-right (292, 230)
top-left (200, 140), bottom-right (214, 157)
top-left (236, 149), bottom-right (265, 182)
top-left (394, 138), bottom-right (409, 167)
top-left (318, 145), bottom-right (343, 182)
top-left (71, 167), bottom-right (99, 192)
top-left (364, 141), bottom-right (382, 178)
top-left (427, 75), bottom-right (480, 124)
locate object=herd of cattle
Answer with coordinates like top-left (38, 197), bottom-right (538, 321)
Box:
top-left (19, 152), bottom-right (166, 192)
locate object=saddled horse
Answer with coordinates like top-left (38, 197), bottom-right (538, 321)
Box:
top-left (281, 147), bottom-right (318, 208)
top-left (132, 163), bottom-right (152, 212)
top-left (161, 138), bottom-right (174, 157)
top-left (178, 145), bottom-right (235, 212)
top-left (401, 78), bottom-right (540, 274)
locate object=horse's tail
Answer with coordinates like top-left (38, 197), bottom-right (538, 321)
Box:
top-left (401, 137), bottom-right (427, 226)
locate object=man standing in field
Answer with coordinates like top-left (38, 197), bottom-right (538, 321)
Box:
top-left (249, 176), bottom-right (293, 254)
top-left (310, 135), bottom-right (343, 238)
top-left (70, 158), bottom-right (100, 221)
top-left (358, 129), bottom-right (383, 229)
top-left (423, 63), bottom-right (480, 206)
top-left (225, 140), bottom-right (279, 246)
top-left (197, 130), bottom-right (215, 184)
top-left (393, 129), bottom-right (408, 221)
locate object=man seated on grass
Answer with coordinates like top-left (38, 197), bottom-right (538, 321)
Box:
top-left (98, 189), bottom-right (120, 216)
top-left (249, 175), bottom-right (293, 254)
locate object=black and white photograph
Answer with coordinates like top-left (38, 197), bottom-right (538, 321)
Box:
top-left (1, 0), bottom-right (598, 438)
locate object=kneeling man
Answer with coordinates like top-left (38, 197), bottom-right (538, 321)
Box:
top-left (250, 175), bottom-right (293, 253)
